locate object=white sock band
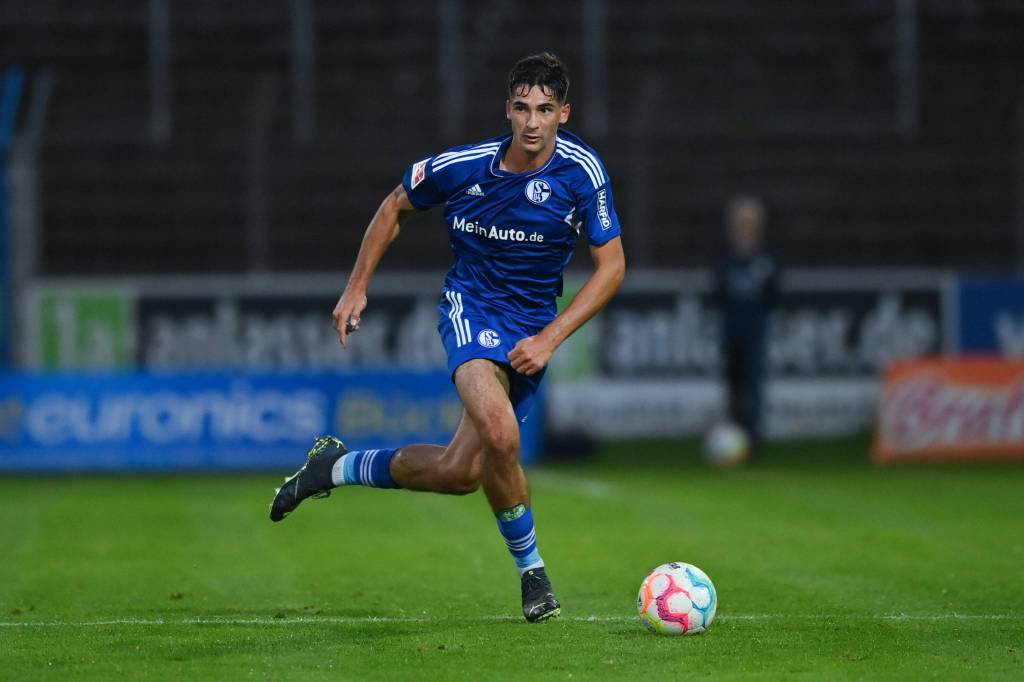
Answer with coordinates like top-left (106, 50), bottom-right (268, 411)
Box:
top-left (330, 453), bottom-right (350, 486)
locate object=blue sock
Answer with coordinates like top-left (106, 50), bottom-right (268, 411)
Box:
top-left (496, 504), bottom-right (545, 575)
top-left (330, 448), bottom-right (402, 488)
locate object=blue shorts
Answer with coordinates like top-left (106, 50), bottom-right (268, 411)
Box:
top-left (437, 288), bottom-right (547, 423)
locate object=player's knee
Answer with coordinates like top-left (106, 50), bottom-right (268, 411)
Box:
top-left (479, 423), bottom-right (519, 463)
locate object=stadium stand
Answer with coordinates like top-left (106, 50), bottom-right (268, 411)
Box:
top-left (0, 0), bottom-right (1021, 273)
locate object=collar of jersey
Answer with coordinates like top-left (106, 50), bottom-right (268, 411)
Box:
top-left (489, 134), bottom-right (559, 179)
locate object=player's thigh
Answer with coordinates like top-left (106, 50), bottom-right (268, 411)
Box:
top-left (453, 359), bottom-right (519, 454)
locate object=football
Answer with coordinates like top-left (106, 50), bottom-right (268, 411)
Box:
top-left (702, 421), bottom-right (751, 467)
top-left (637, 562), bottom-right (718, 635)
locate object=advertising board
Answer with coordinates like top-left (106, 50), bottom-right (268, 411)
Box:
top-left (957, 277), bottom-right (1024, 357)
top-left (551, 271), bottom-right (949, 437)
top-left (0, 370), bottom-right (543, 471)
top-left (873, 357), bottom-right (1024, 463)
top-left (19, 271), bottom-right (951, 439)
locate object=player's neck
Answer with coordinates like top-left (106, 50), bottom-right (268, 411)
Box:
top-left (500, 138), bottom-right (555, 174)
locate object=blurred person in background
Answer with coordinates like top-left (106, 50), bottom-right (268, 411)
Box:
top-left (713, 196), bottom-right (779, 459)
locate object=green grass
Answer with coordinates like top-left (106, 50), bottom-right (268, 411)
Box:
top-left (2, 437), bottom-right (1022, 680)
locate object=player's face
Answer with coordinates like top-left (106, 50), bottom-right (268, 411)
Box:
top-left (505, 85), bottom-right (570, 157)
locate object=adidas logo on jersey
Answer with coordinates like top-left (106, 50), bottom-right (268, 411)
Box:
top-left (465, 184), bottom-right (485, 197)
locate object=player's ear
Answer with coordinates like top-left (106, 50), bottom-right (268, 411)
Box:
top-left (559, 102), bottom-right (571, 124)
top-left (505, 99), bottom-right (511, 120)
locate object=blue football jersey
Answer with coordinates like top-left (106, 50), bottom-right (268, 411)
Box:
top-left (401, 129), bottom-right (622, 327)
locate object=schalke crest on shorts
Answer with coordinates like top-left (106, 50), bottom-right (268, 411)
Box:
top-left (477, 329), bottom-right (501, 348)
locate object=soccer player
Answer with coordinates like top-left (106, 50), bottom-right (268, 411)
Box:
top-left (269, 53), bottom-right (625, 622)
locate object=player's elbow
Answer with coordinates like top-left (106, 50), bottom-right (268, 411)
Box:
top-left (379, 191), bottom-right (402, 222)
top-left (594, 239), bottom-right (626, 292)
top-left (386, 184), bottom-right (416, 220)
top-left (372, 189), bottom-right (407, 241)
top-left (605, 256), bottom-right (626, 292)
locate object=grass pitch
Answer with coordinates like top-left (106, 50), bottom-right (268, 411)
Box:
top-left (2, 438), bottom-right (1022, 680)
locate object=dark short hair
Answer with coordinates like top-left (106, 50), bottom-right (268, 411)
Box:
top-left (508, 52), bottom-right (570, 103)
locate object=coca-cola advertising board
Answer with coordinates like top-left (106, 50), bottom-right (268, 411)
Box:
top-left (873, 357), bottom-right (1024, 463)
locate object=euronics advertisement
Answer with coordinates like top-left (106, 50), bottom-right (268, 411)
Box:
top-left (0, 370), bottom-right (467, 471)
top-left (6, 275), bottom-right (552, 471)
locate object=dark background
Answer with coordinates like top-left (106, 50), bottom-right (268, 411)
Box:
top-left (2, 0), bottom-right (1023, 275)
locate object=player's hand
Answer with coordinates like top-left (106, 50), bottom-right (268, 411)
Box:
top-left (508, 335), bottom-right (556, 376)
top-left (332, 288), bottom-right (368, 348)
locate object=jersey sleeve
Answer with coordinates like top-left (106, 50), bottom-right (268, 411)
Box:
top-left (401, 149), bottom-right (476, 210)
top-left (576, 180), bottom-right (622, 246)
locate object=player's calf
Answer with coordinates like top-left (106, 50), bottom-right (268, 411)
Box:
top-left (388, 443), bottom-right (482, 495)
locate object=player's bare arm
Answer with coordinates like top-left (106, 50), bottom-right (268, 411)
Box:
top-left (508, 236), bottom-right (625, 376)
top-left (332, 184), bottom-right (417, 347)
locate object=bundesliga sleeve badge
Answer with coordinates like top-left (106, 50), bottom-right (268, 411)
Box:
top-left (411, 159), bottom-right (428, 189)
